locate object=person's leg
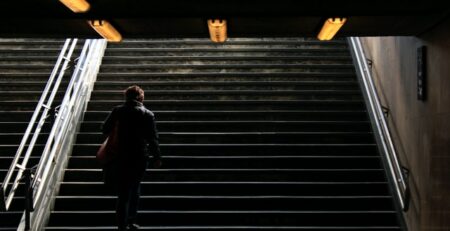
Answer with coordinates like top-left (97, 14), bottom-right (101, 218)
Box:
top-left (127, 161), bottom-right (147, 229)
top-left (116, 182), bottom-right (131, 230)
top-left (127, 181), bottom-right (141, 226)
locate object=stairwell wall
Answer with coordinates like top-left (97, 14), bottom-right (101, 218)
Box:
top-left (359, 17), bottom-right (450, 231)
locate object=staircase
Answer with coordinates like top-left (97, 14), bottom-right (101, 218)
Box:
top-left (45, 38), bottom-right (403, 230)
top-left (0, 39), bottom-right (70, 230)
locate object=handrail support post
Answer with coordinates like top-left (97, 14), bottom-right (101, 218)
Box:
top-left (24, 168), bottom-right (33, 231)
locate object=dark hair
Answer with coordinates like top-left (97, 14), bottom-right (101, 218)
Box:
top-left (125, 85), bottom-right (144, 102)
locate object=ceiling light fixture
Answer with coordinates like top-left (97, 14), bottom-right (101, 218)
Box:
top-left (59, 0), bottom-right (90, 13)
top-left (88, 20), bottom-right (122, 43)
top-left (317, 18), bottom-right (347, 41)
top-left (207, 19), bottom-right (227, 43)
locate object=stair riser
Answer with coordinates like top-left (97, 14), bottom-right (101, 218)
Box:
top-left (99, 68), bottom-right (354, 74)
top-left (47, 211), bottom-right (398, 226)
top-left (57, 181), bottom-right (392, 196)
top-left (0, 112), bottom-right (33, 122)
top-left (72, 144), bottom-right (379, 156)
top-left (0, 100), bottom-right (63, 110)
top-left (53, 197), bottom-right (394, 211)
top-left (103, 50), bottom-right (351, 57)
top-left (0, 145), bottom-right (44, 157)
top-left (86, 101), bottom-right (366, 111)
top-left (0, 67), bottom-right (56, 73)
top-left (0, 157), bottom-right (40, 168)
top-left (80, 122), bottom-right (371, 132)
top-left (0, 213), bottom-right (22, 226)
top-left (104, 41), bottom-right (348, 48)
top-left (0, 83), bottom-right (68, 91)
top-left (0, 47), bottom-right (82, 55)
top-left (89, 93), bottom-right (363, 101)
top-left (83, 111), bottom-right (369, 122)
top-left (0, 93), bottom-right (65, 101)
top-left (93, 83), bottom-right (359, 91)
top-left (0, 73), bottom-right (71, 81)
top-left (76, 133), bottom-right (375, 144)
top-left (0, 134), bottom-right (53, 145)
top-left (0, 123), bottom-right (51, 133)
top-left (67, 157), bottom-right (382, 169)
top-left (95, 73), bottom-right (357, 82)
top-left (45, 227), bottom-right (401, 231)
top-left (62, 170), bottom-right (386, 182)
top-left (102, 59), bottom-right (353, 65)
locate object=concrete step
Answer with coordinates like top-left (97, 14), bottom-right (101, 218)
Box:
top-left (82, 110), bottom-right (369, 122)
top-left (76, 131), bottom-right (375, 144)
top-left (53, 195), bottom-right (395, 211)
top-left (104, 47), bottom-right (350, 56)
top-left (0, 100), bottom-right (62, 110)
top-left (89, 90), bottom-right (363, 101)
top-left (80, 120), bottom-right (371, 132)
top-left (58, 181), bottom-right (391, 196)
top-left (72, 143), bottom-right (379, 156)
top-left (0, 72), bottom-right (71, 81)
top-left (67, 155), bottom-right (382, 169)
top-left (44, 226), bottom-right (401, 231)
top-left (86, 100), bottom-right (366, 111)
top-left (0, 132), bottom-right (51, 145)
top-left (47, 210), bottom-right (398, 227)
top-left (0, 91), bottom-right (66, 100)
top-left (99, 63), bottom-right (354, 72)
top-left (93, 80), bottom-right (359, 91)
top-left (63, 169), bottom-right (387, 182)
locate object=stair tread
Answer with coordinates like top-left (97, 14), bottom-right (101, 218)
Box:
top-left (93, 81), bottom-right (358, 85)
top-left (98, 71), bottom-right (355, 75)
top-left (100, 64), bottom-right (354, 68)
top-left (105, 48), bottom-right (349, 52)
top-left (62, 181), bottom-right (388, 184)
top-left (44, 226), bottom-right (401, 229)
top-left (103, 55), bottom-right (352, 60)
top-left (56, 195), bottom-right (392, 198)
top-left (82, 120), bottom-right (369, 123)
top-left (65, 168), bottom-right (385, 171)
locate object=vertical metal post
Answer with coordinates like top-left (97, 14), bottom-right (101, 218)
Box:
top-left (24, 169), bottom-right (32, 231)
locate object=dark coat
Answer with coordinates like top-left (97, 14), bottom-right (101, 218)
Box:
top-left (102, 100), bottom-right (161, 186)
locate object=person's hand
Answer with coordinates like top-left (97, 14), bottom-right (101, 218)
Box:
top-left (153, 159), bottom-right (162, 168)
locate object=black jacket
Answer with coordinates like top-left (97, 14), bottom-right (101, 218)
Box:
top-left (102, 100), bottom-right (161, 164)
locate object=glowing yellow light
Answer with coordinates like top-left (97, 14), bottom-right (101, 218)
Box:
top-left (317, 18), bottom-right (347, 41)
top-left (59, 0), bottom-right (90, 13)
top-left (208, 19), bottom-right (227, 43)
top-left (88, 20), bottom-right (123, 43)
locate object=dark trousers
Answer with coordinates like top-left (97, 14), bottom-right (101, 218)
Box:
top-left (115, 158), bottom-right (147, 230)
top-left (116, 178), bottom-right (141, 229)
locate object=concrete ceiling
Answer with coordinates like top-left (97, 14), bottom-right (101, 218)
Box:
top-left (0, 0), bottom-right (449, 39)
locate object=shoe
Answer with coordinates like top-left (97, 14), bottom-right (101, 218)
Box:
top-left (127, 223), bottom-right (140, 230)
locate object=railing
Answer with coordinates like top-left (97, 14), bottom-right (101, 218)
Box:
top-left (0, 39), bottom-right (78, 211)
top-left (348, 37), bottom-right (410, 211)
top-left (16, 39), bottom-right (107, 231)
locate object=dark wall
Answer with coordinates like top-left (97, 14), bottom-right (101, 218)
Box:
top-left (360, 17), bottom-right (450, 231)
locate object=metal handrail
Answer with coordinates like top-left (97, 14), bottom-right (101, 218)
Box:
top-left (17, 39), bottom-right (107, 231)
top-left (348, 37), bottom-right (409, 211)
top-left (32, 39), bottom-right (104, 201)
top-left (0, 39), bottom-right (78, 211)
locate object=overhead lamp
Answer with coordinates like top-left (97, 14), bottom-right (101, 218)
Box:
top-left (317, 18), bottom-right (347, 41)
top-left (59, 0), bottom-right (90, 13)
top-left (88, 20), bottom-right (123, 43)
top-left (208, 19), bottom-right (227, 43)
